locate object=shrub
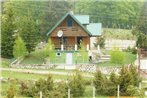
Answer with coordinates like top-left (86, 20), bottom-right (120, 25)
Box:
top-left (7, 83), bottom-right (16, 98)
top-left (94, 35), bottom-right (105, 48)
top-left (110, 47), bottom-right (125, 64)
top-left (69, 71), bottom-right (86, 97)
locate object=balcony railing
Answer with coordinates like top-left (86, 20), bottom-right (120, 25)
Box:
top-left (58, 27), bottom-right (79, 32)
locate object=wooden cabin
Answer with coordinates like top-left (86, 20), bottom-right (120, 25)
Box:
top-left (47, 12), bottom-right (102, 51)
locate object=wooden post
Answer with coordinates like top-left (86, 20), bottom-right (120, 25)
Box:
top-left (61, 44), bottom-right (64, 51)
top-left (87, 44), bottom-right (89, 51)
top-left (117, 85), bottom-right (120, 98)
top-left (68, 88), bottom-right (70, 98)
top-left (40, 91), bottom-right (42, 98)
top-left (75, 44), bottom-right (77, 51)
top-left (93, 86), bottom-right (95, 98)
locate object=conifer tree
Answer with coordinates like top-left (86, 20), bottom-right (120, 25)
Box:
top-left (21, 14), bottom-right (39, 54)
top-left (1, 2), bottom-right (16, 58)
top-left (13, 35), bottom-right (27, 59)
top-left (69, 71), bottom-right (85, 97)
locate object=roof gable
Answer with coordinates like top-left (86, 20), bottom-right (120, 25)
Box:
top-left (46, 13), bottom-right (92, 36)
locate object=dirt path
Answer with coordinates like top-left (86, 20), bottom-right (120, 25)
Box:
top-left (0, 68), bottom-right (93, 78)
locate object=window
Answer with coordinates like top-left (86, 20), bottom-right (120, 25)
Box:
top-left (67, 18), bottom-right (73, 27)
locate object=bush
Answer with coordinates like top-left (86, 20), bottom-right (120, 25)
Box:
top-left (125, 46), bottom-right (137, 54)
top-left (69, 71), bottom-right (86, 97)
top-left (7, 83), bottom-right (16, 98)
top-left (110, 47), bottom-right (125, 64)
top-left (94, 35), bottom-right (105, 48)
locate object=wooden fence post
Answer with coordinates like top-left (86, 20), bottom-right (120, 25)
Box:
top-left (117, 85), bottom-right (120, 98)
top-left (40, 91), bottom-right (42, 98)
top-left (68, 88), bottom-right (70, 98)
top-left (93, 86), bottom-right (95, 98)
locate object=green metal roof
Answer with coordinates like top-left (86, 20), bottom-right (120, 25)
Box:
top-left (46, 13), bottom-right (92, 36)
top-left (74, 15), bottom-right (89, 24)
top-left (87, 23), bottom-right (102, 36)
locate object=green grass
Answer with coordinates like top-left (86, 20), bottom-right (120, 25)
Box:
top-left (1, 58), bottom-right (11, 68)
top-left (103, 28), bottom-right (136, 40)
top-left (97, 52), bottom-right (136, 67)
top-left (1, 70), bottom-right (69, 81)
top-left (21, 50), bottom-right (89, 65)
top-left (21, 51), bottom-right (45, 64)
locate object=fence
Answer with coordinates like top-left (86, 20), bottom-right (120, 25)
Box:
top-left (39, 83), bottom-right (145, 98)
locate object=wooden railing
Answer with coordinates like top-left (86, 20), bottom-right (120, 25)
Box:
top-left (54, 44), bottom-right (75, 50)
top-left (58, 27), bottom-right (79, 32)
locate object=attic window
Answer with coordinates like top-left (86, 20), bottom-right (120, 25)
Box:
top-left (67, 18), bottom-right (73, 27)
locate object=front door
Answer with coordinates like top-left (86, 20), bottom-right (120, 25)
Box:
top-left (66, 53), bottom-right (73, 64)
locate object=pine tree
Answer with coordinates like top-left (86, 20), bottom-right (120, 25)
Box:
top-left (129, 65), bottom-right (141, 86)
top-left (13, 35), bottom-right (27, 59)
top-left (119, 66), bottom-right (134, 96)
top-left (1, 2), bottom-right (16, 58)
top-left (69, 71), bottom-right (85, 97)
top-left (20, 14), bottom-right (39, 54)
top-left (93, 70), bottom-right (105, 95)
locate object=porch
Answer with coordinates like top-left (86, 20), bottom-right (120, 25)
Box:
top-left (51, 36), bottom-right (90, 51)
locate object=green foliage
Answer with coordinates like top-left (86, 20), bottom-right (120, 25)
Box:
top-left (49, 82), bottom-right (68, 98)
top-left (26, 75), bottom-right (54, 97)
top-left (133, 2), bottom-right (147, 49)
top-left (110, 48), bottom-right (125, 64)
top-left (94, 36), bottom-right (105, 48)
top-left (127, 85), bottom-right (144, 97)
top-left (93, 70), bottom-right (117, 96)
top-left (21, 14), bottom-right (39, 53)
top-left (13, 35), bottom-right (28, 59)
top-left (69, 71), bottom-right (86, 97)
top-left (75, 1), bottom-right (143, 29)
top-left (94, 65), bottom-right (142, 96)
top-left (93, 70), bottom-right (105, 95)
top-left (79, 42), bottom-right (89, 63)
top-left (1, 1), bottom-right (16, 58)
top-left (125, 46), bottom-right (137, 54)
top-left (119, 65), bottom-right (141, 96)
top-left (6, 83), bottom-right (16, 98)
top-left (45, 38), bottom-right (56, 62)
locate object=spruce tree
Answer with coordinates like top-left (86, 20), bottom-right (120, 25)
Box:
top-left (20, 14), bottom-right (39, 54)
top-left (1, 2), bottom-right (16, 58)
top-left (69, 71), bottom-right (85, 97)
top-left (119, 66), bottom-right (132, 95)
top-left (93, 70), bottom-right (105, 95)
top-left (13, 35), bottom-right (27, 59)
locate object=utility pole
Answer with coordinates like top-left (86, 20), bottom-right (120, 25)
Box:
top-left (117, 85), bottom-right (120, 98)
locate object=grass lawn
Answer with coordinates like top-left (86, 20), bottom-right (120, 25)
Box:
top-left (1, 58), bottom-right (11, 68)
top-left (21, 50), bottom-right (45, 64)
top-left (97, 52), bottom-right (136, 67)
top-left (1, 70), bottom-right (70, 81)
top-left (20, 50), bottom-right (89, 64)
